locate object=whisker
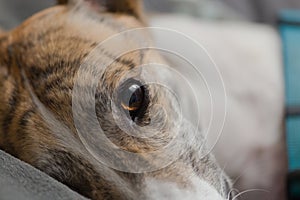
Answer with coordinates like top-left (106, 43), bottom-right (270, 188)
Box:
top-left (220, 160), bottom-right (230, 176)
top-left (227, 188), bottom-right (239, 200)
top-left (231, 188), bottom-right (270, 200)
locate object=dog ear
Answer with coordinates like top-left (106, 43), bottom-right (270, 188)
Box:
top-left (57, 0), bottom-right (69, 4)
top-left (57, 0), bottom-right (143, 18)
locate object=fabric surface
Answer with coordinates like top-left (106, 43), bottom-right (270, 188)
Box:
top-left (0, 150), bottom-right (88, 200)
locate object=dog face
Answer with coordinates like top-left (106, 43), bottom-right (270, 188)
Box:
top-left (0, 0), bottom-right (232, 199)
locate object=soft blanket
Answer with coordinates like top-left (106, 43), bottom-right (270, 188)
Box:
top-left (0, 150), bottom-right (87, 200)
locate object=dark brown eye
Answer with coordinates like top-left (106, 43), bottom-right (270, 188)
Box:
top-left (118, 79), bottom-right (148, 121)
top-left (121, 84), bottom-right (144, 111)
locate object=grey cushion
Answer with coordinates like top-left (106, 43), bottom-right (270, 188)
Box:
top-left (0, 150), bottom-right (88, 200)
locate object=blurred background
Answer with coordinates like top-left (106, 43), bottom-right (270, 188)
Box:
top-left (0, 1), bottom-right (300, 200)
top-left (145, 0), bottom-right (300, 23)
top-left (1, 0), bottom-right (300, 29)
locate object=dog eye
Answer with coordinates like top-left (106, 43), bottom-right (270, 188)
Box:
top-left (121, 84), bottom-right (144, 111)
top-left (118, 79), bottom-right (148, 121)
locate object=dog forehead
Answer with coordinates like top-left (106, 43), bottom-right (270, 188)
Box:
top-left (9, 7), bottom-right (147, 74)
top-left (14, 4), bottom-right (143, 42)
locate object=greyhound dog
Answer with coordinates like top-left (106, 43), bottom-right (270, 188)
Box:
top-left (0, 0), bottom-right (232, 199)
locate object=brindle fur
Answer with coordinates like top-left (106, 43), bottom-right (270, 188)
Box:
top-left (0, 1), bottom-right (231, 199)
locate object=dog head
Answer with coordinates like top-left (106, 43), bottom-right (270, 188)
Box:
top-left (0, 0), bottom-right (232, 199)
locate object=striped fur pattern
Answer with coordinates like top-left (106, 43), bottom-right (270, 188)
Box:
top-left (0, 1), bottom-right (231, 199)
